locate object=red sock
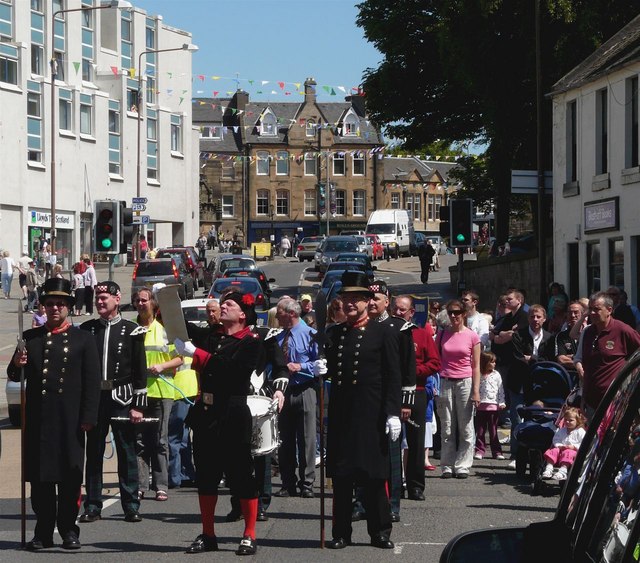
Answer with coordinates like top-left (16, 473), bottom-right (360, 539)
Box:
top-left (239, 498), bottom-right (258, 540)
top-left (198, 494), bottom-right (217, 537)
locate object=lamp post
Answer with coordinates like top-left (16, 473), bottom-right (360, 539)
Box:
top-left (134, 42), bottom-right (198, 260)
top-left (49, 0), bottom-right (132, 256)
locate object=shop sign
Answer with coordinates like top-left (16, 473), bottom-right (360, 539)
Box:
top-left (584, 197), bottom-right (619, 234)
top-left (29, 210), bottom-right (75, 230)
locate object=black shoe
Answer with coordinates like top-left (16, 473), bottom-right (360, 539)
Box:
top-left (351, 510), bottom-right (366, 522)
top-left (407, 488), bottom-right (425, 501)
top-left (456, 472), bottom-right (469, 480)
top-left (62, 532), bottom-right (81, 550)
top-left (124, 510), bottom-right (142, 523)
top-left (186, 534), bottom-right (218, 554)
top-left (236, 536), bottom-right (257, 556)
top-left (300, 489), bottom-right (314, 498)
top-left (26, 538), bottom-right (54, 551)
top-left (256, 511), bottom-right (269, 522)
top-left (327, 537), bottom-right (351, 549)
top-left (79, 510), bottom-right (101, 523)
top-left (371, 534), bottom-right (394, 549)
top-left (390, 512), bottom-right (400, 522)
top-left (226, 509), bottom-right (242, 522)
top-left (181, 479), bottom-right (197, 488)
top-left (274, 488), bottom-right (296, 497)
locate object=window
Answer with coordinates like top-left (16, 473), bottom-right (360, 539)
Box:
top-left (276, 151), bottom-right (289, 175)
top-left (333, 152), bottom-right (345, 176)
top-left (0, 0), bottom-right (13, 39)
top-left (30, 3), bottom-right (45, 75)
top-left (108, 99), bottom-right (121, 174)
top-left (343, 112), bottom-right (359, 136)
top-left (595, 88), bottom-right (608, 175)
top-left (79, 93), bottom-right (93, 135)
top-left (626, 76), bottom-right (639, 169)
top-left (391, 193), bottom-right (400, 209)
top-left (27, 81), bottom-right (42, 162)
top-left (52, 51), bottom-right (65, 82)
top-left (276, 190), bottom-right (289, 216)
top-left (410, 194), bottom-right (421, 221)
top-left (353, 190), bottom-right (366, 216)
top-left (121, 9), bottom-right (132, 72)
top-left (201, 124), bottom-right (222, 139)
top-left (31, 45), bottom-right (44, 75)
top-left (609, 238), bottom-right (624, 289)
top-left (256, 151), bottom-right (269, 175)
top-left (304, 152), bottom-right (317, 176)
top-left (81, 0), bottom-right (94, 82)
top-left (427, 195), bottom-right (435, 220)
top-left (58, 88), bottom-right (73, 131)
top-left (260, 111), bottom-right (277, 136)
top-left (566, 99), bottom-right (577, 182)
top-left (145, 19), bottom-right (156, 104)
top-left (146, 109), bottom-right (157, 179)
top-left (435, 195), bottom-right (442, 222)
top-left (222, 194), bottom-right (233, 218)
top-left (306, 119), bottom-right (316, 137)
top-left (0, 43), bottom-right (18, 85)
top-left (127, 79), bottom-right (138, 112)
top-left (586, 241), bottom-right (600, 295)
top-left (31, 0), bottom-right (43, 11)
top-left (304, 190), bottom-right (316, 216)
top-left (335, 189), bottom-right (345, 216)
top-left (352, 152), bottom-right (365, 176)
top-left (221, 160), bottom-right (235, 180)
top-left (171, 114), bottom-right (182, 152)
top-left (256, 190), bottom-right (269, 215)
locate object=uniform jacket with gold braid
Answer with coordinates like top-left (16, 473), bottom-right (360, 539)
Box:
top-left (378, 313), bottom-right (417, 407)
top-left (7, 325), bottom-right (101, 482)
top-left (80, 315), bottom-right (148, 409)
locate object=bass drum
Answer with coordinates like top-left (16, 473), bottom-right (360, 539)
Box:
top-left (247, 395), bottom-right (280, 456)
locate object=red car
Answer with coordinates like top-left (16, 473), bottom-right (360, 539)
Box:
top-left (366, 234), bottom-right (384, 260)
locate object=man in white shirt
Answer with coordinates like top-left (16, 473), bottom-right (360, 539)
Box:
top-left (462, 291), bottom-right (490, 350)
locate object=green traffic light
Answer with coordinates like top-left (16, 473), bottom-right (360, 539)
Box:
top-left (456, 234), bottom-right (465, 242)
top-left (101, 238), bottom-right (113, 249)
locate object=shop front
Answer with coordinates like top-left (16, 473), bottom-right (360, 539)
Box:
top-left (28, 209), bottom-right (75, 271)
top-left (248, 221), bottom-right (320, 246)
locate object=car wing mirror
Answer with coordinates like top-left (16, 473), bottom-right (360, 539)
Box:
top-left (440, 528), bottom-right (525, 563)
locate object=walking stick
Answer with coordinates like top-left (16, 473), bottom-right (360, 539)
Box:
top-left (17, 301), bottom-right (26, 548)
top-left (313, 290), bottom-right (329, 548)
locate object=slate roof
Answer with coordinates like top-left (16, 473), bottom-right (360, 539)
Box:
top-left (192, 98), bottom-right (243, 153)
top-left (550, 13), bottom-right (640, 95)
top-left (383, 157), bottom-right (458, 183)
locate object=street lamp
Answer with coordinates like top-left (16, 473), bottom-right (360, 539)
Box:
top-left (49, 0), bottom-right (132, 256)
top-left (134, 42), bottom-right (198, 260)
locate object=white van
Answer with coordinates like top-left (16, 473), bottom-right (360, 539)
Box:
top-left (365, 209), bottom-right (414, 257)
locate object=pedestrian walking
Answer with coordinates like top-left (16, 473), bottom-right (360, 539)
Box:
top-left (280, 235), bottom-right (291, 258)
top-left (1, 249), bottom-right (16, 298)
top-left (418, 240), bottom-right (435, 284)
top-left (83, 256), bottom-right (97, 316)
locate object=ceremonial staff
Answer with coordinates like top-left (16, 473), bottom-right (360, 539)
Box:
top-left (17, 301), bottom-right (26, 548)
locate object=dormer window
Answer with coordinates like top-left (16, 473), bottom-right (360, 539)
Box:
top-left (260, 109), bottom-right (277, 136)
top-left (306, 119), bottom-right (316, 137)
top-left (201, 124), bottom-right (222, 139)
top-left (343, 111), bottom-right (359, 136)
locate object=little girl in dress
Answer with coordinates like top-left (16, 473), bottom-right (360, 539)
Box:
top-left (541, 407), bottom-right (586, 480)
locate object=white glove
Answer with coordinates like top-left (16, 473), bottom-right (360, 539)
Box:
top-left (385, 416), bottom-right (401, 441)
top-left (174, 338), bottom-right (196, 357)
top-left (152, 282), bottom-right (166, 295)
top-left (313, 358), bottom-right (328, 376)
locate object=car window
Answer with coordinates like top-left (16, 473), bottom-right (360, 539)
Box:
top-left (212, 278), bottom-right (260, 294)
top-left (367, 223), bottom-right (394, 235)
top-left (182, 306), bottom-right (207, 323)
top-left (135, 261), bottom-right (173, 276)
top-left (220, 258), bottom-right (255, 272)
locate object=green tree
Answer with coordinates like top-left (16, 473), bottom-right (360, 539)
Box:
top-left (357, 0), bottom-right (639, 243)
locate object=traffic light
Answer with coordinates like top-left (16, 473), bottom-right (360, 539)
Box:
top-left (449, 199), bottom-right (474, 248)
top-left (318, 182), bottom-right (326, 215)
top-left (120, 201), bottom-right (134, 254)
top-left (439, 205), bottom-right (450, 238)
top-left (94, 200), bottom-right (120, 254)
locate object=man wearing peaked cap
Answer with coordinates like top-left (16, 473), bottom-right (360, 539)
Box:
top-left (324, 270), bottom-right (401, 550)
top-left (79, 281), bottom-right (148, 525)
top-left (8, 276), bottom-right (101, 551)
top-left (299, 293), bottom-right (316, 328)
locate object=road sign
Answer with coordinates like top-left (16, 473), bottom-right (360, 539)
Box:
top-left (511, 170), bottom-right (553, 195)
top-left (132, 215), bottom-right (150, 225)
top-left (132, 197), bottom-right (148, 204)
top-left (132, 203), bottom-right (146, 212)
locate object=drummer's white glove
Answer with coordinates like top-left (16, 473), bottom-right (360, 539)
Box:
top-left (385, 416), bottom-right (401, 441)
top-left (313, 358), bottom-right (328, 376)
top-left (174, 338), bottom-right (195, 358)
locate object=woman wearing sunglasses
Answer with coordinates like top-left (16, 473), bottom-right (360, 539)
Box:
top-left (435, 299), bottom-right (481, 479)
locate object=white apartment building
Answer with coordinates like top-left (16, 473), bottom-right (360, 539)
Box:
top-left (551, 14), bottom-right (640, 304)
top-left (0, 0), bottom-right (199, 268)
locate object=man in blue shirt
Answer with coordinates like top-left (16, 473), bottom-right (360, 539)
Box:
top-left (274, 297), bottom-right (319, 498)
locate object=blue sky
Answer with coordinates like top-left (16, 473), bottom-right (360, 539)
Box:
top-left (131, 0), bottom-right (382, 102)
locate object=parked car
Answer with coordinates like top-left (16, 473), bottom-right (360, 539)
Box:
top-left (325, 261), bottom-right (371, 283)
top-left (296, 236), bottom-right (326, 262)
top-left (222, 267), bottom-right (275, 295)
top-left (314, 236), bottom-right (358, 273)
top-left (354, 235), bottom-right (373, 258)
top-left (207, 277), bottom-right (269, 310)
top-left (155, 246), bottom-right (205, 291)
top-left (204, 254), bottom-right (257, 290)
top-left (366, 233), bottom-right (384, 260)
top-left (181, 297), bottom-right (213, 327)
top-left (315, 269), bottom-right (346, 303)
top-left (131, 257), bottom-right (194, 301)
top-left (440, 350), bottom-right (640, 563)
top-left (333, 252), bottom-right (377, 279)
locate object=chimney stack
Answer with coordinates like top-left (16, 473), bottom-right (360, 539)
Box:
top-left (233, 89), bottom-right (249, 112)
top-left (304, 77), bottom-right (317, 104)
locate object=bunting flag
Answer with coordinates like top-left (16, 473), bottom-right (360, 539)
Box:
top-left (110, 66), bottom-right (119, 76)
top-left (73, 61), bottom-right (80, 74)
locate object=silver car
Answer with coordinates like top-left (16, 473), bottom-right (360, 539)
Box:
top-left (354, 235), bottom-right (373, 258)
top-left (314, 235), bottom-right (359, 273)
top-left (131, 257), bottom-right (194, 301)
top-left (296, 236), bottom-right (325, 262)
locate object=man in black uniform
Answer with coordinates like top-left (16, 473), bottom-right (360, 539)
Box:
top-left (79, 281), bottom-right (148, 524)
top-left (323, 271), bottom-right (402, 550)
top-left (175, 290), bottom-right (262, 556)
top-left (8, 278), bottom-right (101, 551)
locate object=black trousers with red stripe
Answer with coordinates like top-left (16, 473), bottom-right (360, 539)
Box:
top-left (30, 468), bottom-right (83, 541)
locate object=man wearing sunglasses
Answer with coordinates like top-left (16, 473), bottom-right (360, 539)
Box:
top-left (8, 277), bottom-right (100, 551)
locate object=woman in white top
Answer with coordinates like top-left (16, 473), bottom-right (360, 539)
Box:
top-left (0, 250), bottom-right (16, 299)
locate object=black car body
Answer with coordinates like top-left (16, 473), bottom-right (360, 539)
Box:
top-left (222, 267), bottom-right (275, 295)
top-left (155, 246), bottom-right (205, 291)
top-left (203, 254), bottom-right (257, 290)
top-left (131, 257), bottom-right (194, 301)
top-left (207, 277), bottom-right (269, 310)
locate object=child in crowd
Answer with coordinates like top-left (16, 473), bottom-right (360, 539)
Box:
top-left (474, 351), bottom-right (506, 460)
top-left (32, 301), bottom-right (46, 328)
top-left (424, 372), bottom-right (440, 470)
top-left (541, 407), bottom-right (586, 480)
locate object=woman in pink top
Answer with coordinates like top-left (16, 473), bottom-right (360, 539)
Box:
top-left (435, 299), bottom-right (481, 479)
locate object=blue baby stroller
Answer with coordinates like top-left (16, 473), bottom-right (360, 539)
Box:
top-left (512, 361), bottom-right (578, 485)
